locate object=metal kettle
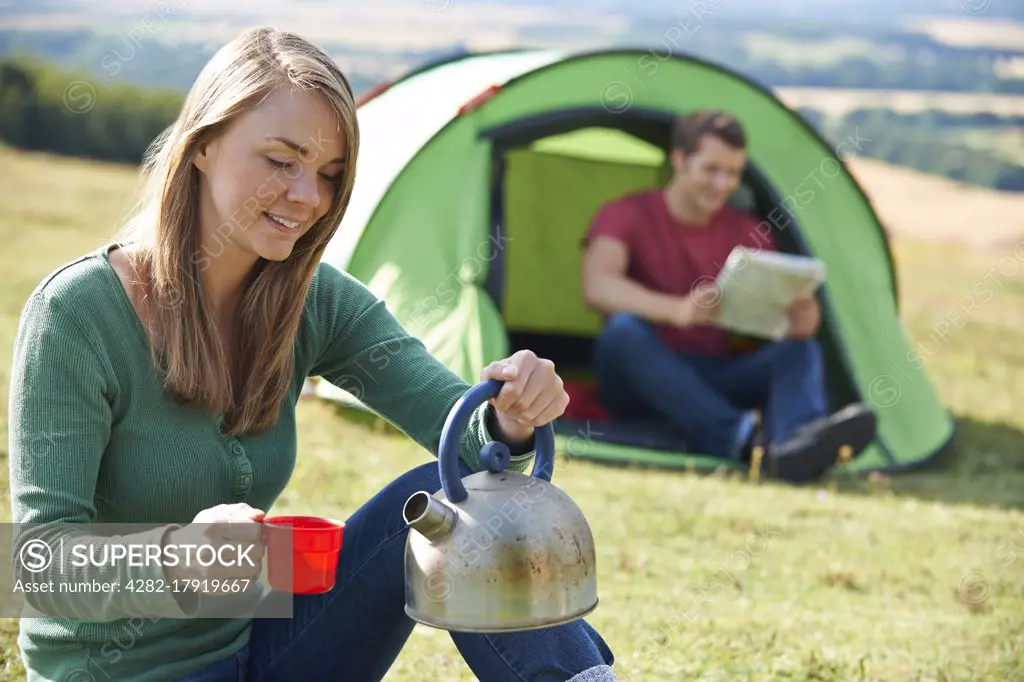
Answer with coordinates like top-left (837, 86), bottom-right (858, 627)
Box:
top-left (402, 379), bottom-right (598, 632)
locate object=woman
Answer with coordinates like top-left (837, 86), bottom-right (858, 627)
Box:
top-left (8, 28), bottom-right (616, 682)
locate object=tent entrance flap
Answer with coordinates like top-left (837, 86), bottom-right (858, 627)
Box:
top-left (500, 127), bottom-right (669, 341)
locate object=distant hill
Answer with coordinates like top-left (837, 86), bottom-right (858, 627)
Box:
top-left (455, 0), bottom-right (1023, 22)
top-left (12, 0), bottom-right (1022, 21)
top-left (1, 0), bottom-right (1022, 98)
top-left (0, 1), bottom-right (1020, 192)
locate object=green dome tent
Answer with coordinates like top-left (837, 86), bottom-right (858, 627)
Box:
top-left (315, 48), bottom-right (955, 476)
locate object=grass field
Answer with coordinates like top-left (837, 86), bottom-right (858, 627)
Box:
top-left (847, 157), bottom-right (1024, 250)
top-left (1, 146), bottom-right (1023, 680)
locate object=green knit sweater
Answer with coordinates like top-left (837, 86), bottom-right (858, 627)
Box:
top-left (7, 244), bottom-right (535, 682)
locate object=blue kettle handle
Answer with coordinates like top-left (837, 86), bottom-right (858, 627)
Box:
top-left (438, 379), bottom-right (555, 503)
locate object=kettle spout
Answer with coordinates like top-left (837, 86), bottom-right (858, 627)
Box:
top-left (403, 491), bottom-right (457, 542)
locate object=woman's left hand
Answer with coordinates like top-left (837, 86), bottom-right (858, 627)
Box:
top-left (480, 350), bottom-right (570, 444)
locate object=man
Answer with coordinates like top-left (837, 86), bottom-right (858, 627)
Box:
top-left (580, 109), bottom-right (876, 483)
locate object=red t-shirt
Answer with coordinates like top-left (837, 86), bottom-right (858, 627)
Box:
top-left (585, 188), bottom-right (776, 356)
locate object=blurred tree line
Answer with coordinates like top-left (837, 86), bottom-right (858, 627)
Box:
top-left (798, 107), bottom-right (1024, 192)
top-left (755, 58), bottom-right (1024, 94)
top-left (0, 54), bottom-right (183, 165)
top-left (0, 55), bottom-right (1020, 192)
top-left (657, 22), bottom-right (1024, 95)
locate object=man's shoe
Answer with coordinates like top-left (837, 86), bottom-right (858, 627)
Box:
top-left (763, 403), bottom-right (878, 483)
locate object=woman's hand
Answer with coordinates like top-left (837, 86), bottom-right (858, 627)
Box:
top-left (162, 503), bottom-right (266, 594)
top-left (480, 350), bottom-right (570, 445)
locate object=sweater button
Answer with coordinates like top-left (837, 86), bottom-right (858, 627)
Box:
top-left (241, 474), bottom-right (252, 487)
top-left (232, 444), bottom-right (243, 456)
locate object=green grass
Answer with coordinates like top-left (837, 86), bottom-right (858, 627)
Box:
top-left (1, 145), bottom-right (1023, 680)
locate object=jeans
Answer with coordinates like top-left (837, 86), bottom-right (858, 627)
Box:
top-left (176, 459), bottom-right (615, 682)
top-left (593, 313), bottom-right (828, 459)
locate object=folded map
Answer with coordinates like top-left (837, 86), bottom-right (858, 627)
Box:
top-left (713, 246), bottom-right (826, 340)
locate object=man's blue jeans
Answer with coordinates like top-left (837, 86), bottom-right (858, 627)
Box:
top-left (177, 459), bottom-right (615, 682)
top-left (593, 313), bottom-right (828, 459)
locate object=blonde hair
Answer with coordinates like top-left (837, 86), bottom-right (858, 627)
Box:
top-left (116, 27), bottom-right (359, 434)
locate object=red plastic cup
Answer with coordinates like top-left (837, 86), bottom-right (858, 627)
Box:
top-left (262, 515), bottom-right (345, 594)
